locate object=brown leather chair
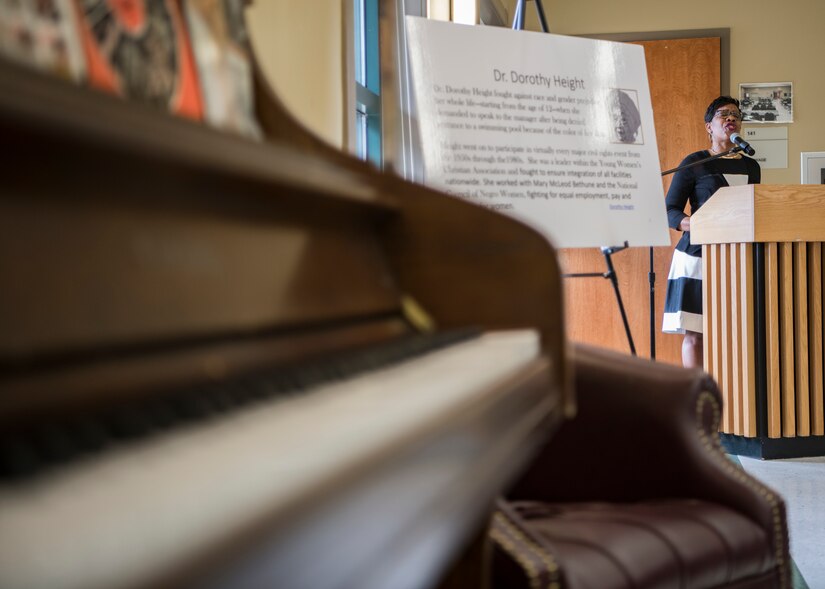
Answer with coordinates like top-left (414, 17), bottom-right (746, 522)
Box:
top-left (490, 344), bottom-right (791, 589)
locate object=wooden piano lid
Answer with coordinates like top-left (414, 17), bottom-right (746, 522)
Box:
top-left (0, 45), bottom-right (569, 404)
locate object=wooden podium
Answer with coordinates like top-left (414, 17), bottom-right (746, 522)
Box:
top-left (692, 184), bottom-right (825, 458)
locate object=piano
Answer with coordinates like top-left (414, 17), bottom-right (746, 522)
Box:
top-left (0, 5), bottom-right (568, 588)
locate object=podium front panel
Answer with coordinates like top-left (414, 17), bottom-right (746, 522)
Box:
top-left (702, 240), bottom-right (825, 457)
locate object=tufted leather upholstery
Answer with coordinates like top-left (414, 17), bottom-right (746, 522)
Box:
top-left (490, 344), bottom-right (791, 589)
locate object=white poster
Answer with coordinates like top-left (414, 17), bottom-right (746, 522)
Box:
top-left (405, 17), bottom-right (670, 248)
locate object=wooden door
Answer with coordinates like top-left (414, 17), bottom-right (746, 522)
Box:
top-left (561, 37), bottom-right (720, 365)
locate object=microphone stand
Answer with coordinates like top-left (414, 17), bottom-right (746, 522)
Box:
top-left (661, 144), bottom-right (746, 176)
top-left (648, 143), bottom-right (746, 359)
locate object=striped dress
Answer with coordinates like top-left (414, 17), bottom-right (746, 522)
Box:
top-left (662, 151), bottom-right (761, 334)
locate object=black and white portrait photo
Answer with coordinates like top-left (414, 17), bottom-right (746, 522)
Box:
top-left (607, 88), bottom-right (643, 144)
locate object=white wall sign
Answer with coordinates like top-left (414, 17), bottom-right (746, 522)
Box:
top-left (405, 17), bottom-right (670, 248)
top-left (743, 126), bottom-right (787, 169)
top-left (801, 152), bottom-right (825, 184)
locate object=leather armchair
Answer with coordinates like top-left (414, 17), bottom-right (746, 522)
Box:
top-left (490, 344), bottom-right (791, 589)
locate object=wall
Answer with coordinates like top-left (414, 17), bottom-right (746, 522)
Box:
top-left (511, 0), bottom-right (825, 185)
top-left (246, 1), bottom-right (345, 148)
top-left (246, 0), bottom-right (824, 183)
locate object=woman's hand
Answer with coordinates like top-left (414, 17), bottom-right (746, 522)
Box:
top-left (680, 217), bottom-right (691, 232)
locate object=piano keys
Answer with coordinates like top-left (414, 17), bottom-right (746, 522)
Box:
top-left (0, 330), bottom-right (553, 589)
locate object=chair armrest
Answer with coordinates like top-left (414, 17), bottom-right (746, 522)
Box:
top-left (506, 343), bottom-right (788, 567)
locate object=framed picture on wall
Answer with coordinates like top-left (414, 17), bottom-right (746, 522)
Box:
top-left (739, 82), bottom-right (793, 123)
top-left (801, 152), bottom-right (825, 184)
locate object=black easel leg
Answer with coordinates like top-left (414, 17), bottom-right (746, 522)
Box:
top-left (533, 0), bottom-right (550, 33)
top-left (603, 249), bottom-right (637, 356)
top-left (565, 244), bottom-right (637, 356)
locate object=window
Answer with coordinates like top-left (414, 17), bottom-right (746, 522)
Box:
top-left (354, 0), bottom-right (381, 166)
top-left (352, 0), bottom-right (505, 172)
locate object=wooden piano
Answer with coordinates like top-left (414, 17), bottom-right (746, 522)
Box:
top-left (0, 5), bottom-right (567, 588)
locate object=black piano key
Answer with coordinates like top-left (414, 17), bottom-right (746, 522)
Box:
top-left (205, 384), bottom-right (237, 413)
top-left (171, 391), bottom-right (215, 421)
top-left (142, 400), bottom-right (179, 431)
top-left (109, 408), bottom-right (157, 440)
top-left (69, 418), bottom-right (111, 454)
top-left (0, 438), bottom-right (41, 478)
top-left (0, 328), bottom-right (481, 481)
top-left (32, 425), bottom-right (76, 464)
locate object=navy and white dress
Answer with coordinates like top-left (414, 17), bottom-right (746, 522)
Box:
top-left (662, 151), bottom-right (761, 334)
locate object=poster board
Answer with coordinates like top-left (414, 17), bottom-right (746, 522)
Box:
top-left (405, 17), bottom-right (670, 248)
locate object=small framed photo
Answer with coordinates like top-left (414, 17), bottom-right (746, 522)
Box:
top-left (800, 152), bottom-right (825, 184)
top-left (739, 82), bottom-right (793, 124)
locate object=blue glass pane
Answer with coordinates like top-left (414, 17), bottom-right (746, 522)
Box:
top-left (366, 114), bottom-right (381, 166)
top-left (364, 0), bottom-right (380, 95)
top-left (356, 111), bottom-right (367, 160)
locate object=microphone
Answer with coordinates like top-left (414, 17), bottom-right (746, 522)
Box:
top-left (730, 133), bottom-right (756, 156)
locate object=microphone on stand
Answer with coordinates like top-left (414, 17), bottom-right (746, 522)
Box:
top-left (730, 132), bottom-right (756, 156)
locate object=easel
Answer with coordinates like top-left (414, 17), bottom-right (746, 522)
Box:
top-left (512, 0), bottom-right (638, 356)
top-left (564, 242), bottom-right (637, 356)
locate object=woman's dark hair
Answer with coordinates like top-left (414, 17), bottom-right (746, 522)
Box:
top-left (704, 96), bottom-right (740, 123)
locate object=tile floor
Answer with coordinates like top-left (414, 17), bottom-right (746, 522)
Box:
top-left (737, 456), bottom-right (825, 589)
